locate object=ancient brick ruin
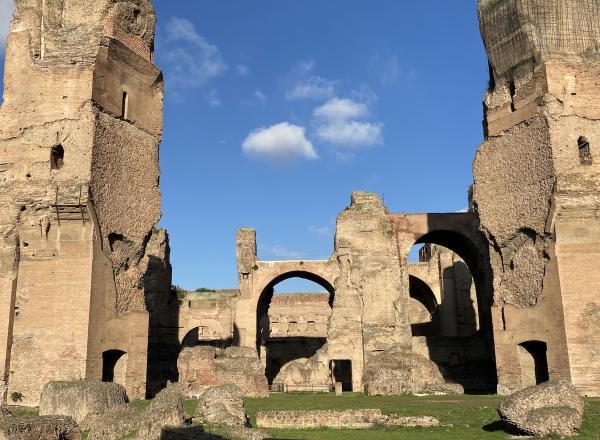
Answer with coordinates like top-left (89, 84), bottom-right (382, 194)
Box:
top-left (0, 0), bottom-right (599, 407)
top-left (0, 0), bottom-right (170, 405)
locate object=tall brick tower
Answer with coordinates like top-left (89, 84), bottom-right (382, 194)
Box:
top-left (473, 0), bottom-right (600, 395)
top-left (0, 0), bottom-right (170, 405)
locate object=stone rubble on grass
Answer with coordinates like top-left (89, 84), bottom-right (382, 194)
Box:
top-left (39, 380), bottom-right (128, 424)
top-left (256, 408), bottom-right (440, 430)
top-left (193, 384), bottom-right (249, 427)
top-left (0, 415), bottom-right (81, 440)
top-left (363, 345), bottom-right (464, 396)
top-left (497, 380), bottom-right (584, 437)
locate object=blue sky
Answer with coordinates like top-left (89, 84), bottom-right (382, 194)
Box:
top-left (0, 1), bottom-right (489, 292)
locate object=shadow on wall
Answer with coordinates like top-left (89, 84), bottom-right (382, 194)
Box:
top-left (417, 218), bottom-right (498, 392)
top-left (144, 253), bottom-right (180, 398)
top-left (264, 337), bottom-right (327, 385)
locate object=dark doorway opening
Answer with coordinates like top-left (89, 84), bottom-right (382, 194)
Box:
top-left (50, 145), bottom-right (64, 170)
top-left (102, 349), bottom-right (126, 383)
top-left (331, 359), bottom-right (352, 391)
top-left (518, 340), bottom-right (549, 387)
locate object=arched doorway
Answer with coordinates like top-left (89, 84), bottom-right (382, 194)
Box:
top-left (102, 350), bottom-right (127, 386)
top-left (256, 272), bottom-right (334, 385)
top-left (518, 340), bottom-right (549, 388)
top-left (181, 326), bottom-right (230, 349)
top-left (412, 230), bottom-right (491, 333)
top-left (409, 275), bottom-right (439, 336)
top-left (405, 227), bottom-right (496, 391)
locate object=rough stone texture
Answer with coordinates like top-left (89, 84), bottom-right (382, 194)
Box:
top-left (39, 380), bottom-right (128, 424)
top-left (178, 346), bottom-right (268, 398)
top-left (0, 415), bottom-right (81, 440)
top-left (329, 192), bottom-right (411, 391)
top-left (138, 383), bottom-right (186, 439)
top-left (232, 193), bottom-right (492, 394)
top-left (268, 293), bottom-right (330, 338)
top-left (82, 385), bottom-right (186, 440)
top-left (256, 409), bottom-right (383, 429)
top-left (383, 415), bottom-right (440, 428)
top-left (0, 408), bottom-right (10, 419)
top-left (498, 380), bottom-right (584, 437)
top-left (364, 345), bottom-right (463, 396)
top-left (479, 0), bottom-right (600, 79)
top-left (82, 404), bottom-right (141, 440)
top-left (256, 409), bottom-right (439, 430)
top-left (0, 0), bottom-right (171, 406)
top-left (474, 0), bottom-right (600, 396)
top-left (193, 384), bottom-right (248, 427)
top-left (273, 345), bottom-right (331, 392)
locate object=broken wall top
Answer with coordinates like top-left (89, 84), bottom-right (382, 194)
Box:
top-left (478, 0), bottom-right (600, 80)
top-left (10, 0), bottom-right (156, 63)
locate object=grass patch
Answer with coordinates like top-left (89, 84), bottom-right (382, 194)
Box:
top-left (243, 393), bottom-right (600, 439)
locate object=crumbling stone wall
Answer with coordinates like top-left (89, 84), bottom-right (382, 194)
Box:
top-left (178, 346), bottom-right (268, 398)
top-left (0, 0), bottom-right (171, 405)
top-left (474, 0), bottom-right (600, 395)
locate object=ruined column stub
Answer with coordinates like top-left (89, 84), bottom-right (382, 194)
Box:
top-left (474, 0), bottom-right (600, 396)
top-left (237, 228), bottom-right (257, 276)
top-left (0, 0), bottom-right (170, 405)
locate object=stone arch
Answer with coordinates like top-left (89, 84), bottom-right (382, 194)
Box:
top-left (392, 213), bottom-right (494, 334)
top-left (409, 275), bottom-right (439, 336)
top-left (102, 349), bottom-right (127, 386)
top-left (255, 269), bottom-right (335, 354)
top-left (413, 229), bottom-right (491, 332)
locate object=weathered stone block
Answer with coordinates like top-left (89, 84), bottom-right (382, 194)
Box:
top-left (498, 380), bottom-right (584, 437)
top-left (0, 415), bottom-right (81, 440)
top-left (39, 380), bottom-right (128, 424)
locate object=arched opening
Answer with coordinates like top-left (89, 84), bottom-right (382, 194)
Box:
top-left (102, 350), bottom-right (127, 386)
top-left (518, 340), bottom-right (549, 388)
top-left (50, 145), bottom-right (64, 170)
top-left (256, 272), bottom-right (334, 386)
top-left (181, 326), bottom-right (230, 349)
top-left (409, 275), bottom-right (439, 336)
top-left (578, 136), bottom-right (592, 165)
top-left (407, 229), bottom-right (496, 391)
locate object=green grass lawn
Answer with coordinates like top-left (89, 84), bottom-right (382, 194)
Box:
top-left (12, 393), bottom-right (599, 439)
top-left (243, 393), bottom-right (600, 439)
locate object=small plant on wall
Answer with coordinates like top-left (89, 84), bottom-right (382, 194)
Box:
top-left (10, 391), bottom-right (23, 403)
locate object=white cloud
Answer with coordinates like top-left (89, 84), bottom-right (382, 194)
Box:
top-left (317, 120), bottom-right (383, 147)
top-left (242, 122), bottom-right (318, 162)
top-left (313, 98), bottom-right (368, 122)
top-left (313, 98), bottom-right (383, 148)
top-left (286, 76), bottom-right (336, 101)
top-left (262, 245), bottom-right (303, 260)
top-left (285, 60), bottom-right (336, 101)
top-left (163, 17), bottom-right (227, 96)
top-left (0, 1), bottom-right (14, 55)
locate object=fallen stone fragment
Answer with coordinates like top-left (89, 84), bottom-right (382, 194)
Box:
top-left (498, 380), bottom-right (584, 437)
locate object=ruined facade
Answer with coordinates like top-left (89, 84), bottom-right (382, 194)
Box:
top-left (228, 193), bottom-right (497, 393)
top-left (0, 0), bottom-right (599, 405)
top-left (473, 0), bottom-right (600, 395)
top-left (0, 0), bottom-right (170, 405)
